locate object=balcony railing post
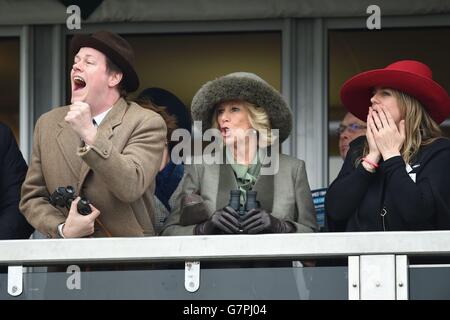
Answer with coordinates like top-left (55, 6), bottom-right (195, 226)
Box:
top-left (7, 265), bottom-right (23, 297)
top-left (395, 255), bottom-right (409, 300)
top-left (184, 261), bottom-right (200, 292)
top-left (348, 256), bottom-right (360, 300)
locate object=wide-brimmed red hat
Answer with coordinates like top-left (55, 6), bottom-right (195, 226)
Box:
top-left (340, 60), bottom-right (450, 124)
top-left (70, 30), bottom-right (139, 92)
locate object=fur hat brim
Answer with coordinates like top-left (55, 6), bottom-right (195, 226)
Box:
top-left (191, 73), bottom-right (292, 143)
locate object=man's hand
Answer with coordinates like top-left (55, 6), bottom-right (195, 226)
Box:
top-left (65, 102), bottom-right (97, 145)
top-left (62, 197), bottom-right (101, 238)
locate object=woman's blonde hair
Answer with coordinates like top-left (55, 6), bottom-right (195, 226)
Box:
top-left (360, 88), bottom-right (442, 165)
top-left (212, 100), bottom-right (273, 146)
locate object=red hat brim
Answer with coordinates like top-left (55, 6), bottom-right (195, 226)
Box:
top-left (340, 69), bottom-right (450, 124)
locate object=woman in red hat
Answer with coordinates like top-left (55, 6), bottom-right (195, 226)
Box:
top-left (325, 60), bottom-right (450, 232)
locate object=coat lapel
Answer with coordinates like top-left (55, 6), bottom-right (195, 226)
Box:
top-left (216, 164), bottom-right (238, 209)
top-left (216, 154), bottom-right (275, 212)
top-left (77, 98), bottom-right (128, 189)
top-left (253, 167), bottom-right (274, 212)
top-left (56, 119), bottom-right (84, 179)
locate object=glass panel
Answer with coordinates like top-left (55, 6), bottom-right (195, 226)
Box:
top-left (328, 27), bottom-right (450, 184)
top-left (0, 37), bottom-right (20, 143)
top-left (0, 264), bottom-right (347, 300)
top-left (66, 32), bottom-right (282, 107)
top-left (410, 265), bottom-right (450, 300)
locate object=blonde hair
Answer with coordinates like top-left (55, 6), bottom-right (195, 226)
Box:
top-left (360, 88), bottom-right (442, 165)
top-left (212, 100), bottom-right (273, 146)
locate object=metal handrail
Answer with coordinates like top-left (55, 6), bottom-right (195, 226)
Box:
top-left (1, 231), bottom-right (450, 266)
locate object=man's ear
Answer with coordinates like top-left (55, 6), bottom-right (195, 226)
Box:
top-left (108, 71), bottom-right (123, 88)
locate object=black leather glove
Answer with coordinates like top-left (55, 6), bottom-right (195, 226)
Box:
top-left (179, 193), bottom-right (210, 226)
top-left (195, 206), bottom-right (241, 235)
top-left (241, 209), bottom-right (295, 234)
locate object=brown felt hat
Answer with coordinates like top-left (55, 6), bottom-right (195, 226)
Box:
top-left (70, 30), bottom-right (139, 92)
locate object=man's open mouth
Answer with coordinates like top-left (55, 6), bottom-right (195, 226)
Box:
top-left (73, 76), bottom-right (86, 91)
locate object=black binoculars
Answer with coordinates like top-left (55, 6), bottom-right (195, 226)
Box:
top-left (49, 186), bottom-right (92, 215)
top-left (229, 190), bottom-right (258, 217)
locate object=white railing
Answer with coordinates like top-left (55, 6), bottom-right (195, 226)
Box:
top-left (1, 231), bottom-right (450, 299)
top-left (1, 231), bottom-right (450, 265)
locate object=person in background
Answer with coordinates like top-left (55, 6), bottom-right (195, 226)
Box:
top-left (326, 60), bottom-right (450, 232)
top-left (338, 112), bottom-right (367, 160)
top-left (137, 87), bottom-right (192, 234)
top-left (313, 112), bottom-right (366, 231)
top-left (0, 122), bottom-right (34, 240)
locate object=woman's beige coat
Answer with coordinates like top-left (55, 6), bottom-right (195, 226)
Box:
top-left (161, 154), bottom-right (318, 235)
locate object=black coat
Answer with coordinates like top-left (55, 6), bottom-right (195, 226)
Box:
top-left (0, 123), bottom-right (33, 239)
top-left (326, 135), bottom-right (450, 232)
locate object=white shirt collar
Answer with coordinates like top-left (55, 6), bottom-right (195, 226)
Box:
top-left (93, 107), bottom-right (112, 126)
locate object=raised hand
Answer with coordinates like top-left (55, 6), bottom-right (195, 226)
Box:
top-left (369, 105), bottom-right (405, 160)
top-left (65, 101), bottom-right (97, 145)
top-left (366, 107), bottom-right (381, 163)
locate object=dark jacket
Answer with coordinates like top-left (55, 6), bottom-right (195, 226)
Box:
top-left (0, 123), bottom-right (33, 239)
top-left (325, 135), bottom-right (450, 232)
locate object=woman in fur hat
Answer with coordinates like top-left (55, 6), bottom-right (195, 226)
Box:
top-left (161, 72), bottom-right (318, 236)
top-left (326, 60), bottom-right (450, 232)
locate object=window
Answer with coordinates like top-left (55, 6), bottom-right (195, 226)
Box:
top-left (66, 32), bottom-right (282, 108)
top-left (0, 37), bottom-right (20, 143)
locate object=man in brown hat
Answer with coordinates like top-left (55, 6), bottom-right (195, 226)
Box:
top-left (20, 31), bottom-right (166, 238)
